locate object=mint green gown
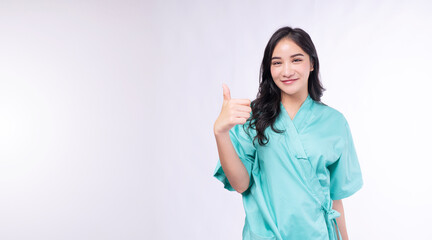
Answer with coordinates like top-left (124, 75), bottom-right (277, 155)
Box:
top-left (213, 94), bottom-right (363, 240)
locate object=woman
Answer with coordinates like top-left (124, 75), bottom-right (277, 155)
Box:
top-left (213, 26), bottom-right (363, 240)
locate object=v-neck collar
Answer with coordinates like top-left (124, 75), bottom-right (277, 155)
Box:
top-left (279, 94), bottom-right (314, 132)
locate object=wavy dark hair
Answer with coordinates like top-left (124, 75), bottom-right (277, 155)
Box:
top-left (246, 26), bottom-right (326, 146)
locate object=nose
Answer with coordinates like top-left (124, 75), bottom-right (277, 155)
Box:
top-left (282, 62), bottom-right (295, 78)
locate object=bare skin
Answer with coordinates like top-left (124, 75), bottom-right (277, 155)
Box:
top-left (333, 199), bottom-right (349, 240)
top-left (213, 84), bottom-right (252, 193)
top-left (270, 38), bottom-right (313, 115)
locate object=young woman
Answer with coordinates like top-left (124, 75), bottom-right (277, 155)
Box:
top-left (213, 26), bottom-right (363, 240)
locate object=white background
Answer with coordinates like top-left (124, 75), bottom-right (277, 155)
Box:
top-left (1, 0), bottom-right (431, 239)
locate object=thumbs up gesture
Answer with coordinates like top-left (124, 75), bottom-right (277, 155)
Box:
top-left (213, 83), bottom-right (252, 135)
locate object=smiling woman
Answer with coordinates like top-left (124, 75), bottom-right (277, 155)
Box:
top-left (270, 38), bottom-right (314, 118)
top-left (213, 26), bottom-right (363, 240)
top-left (270, 37), bottom-right (315, 121)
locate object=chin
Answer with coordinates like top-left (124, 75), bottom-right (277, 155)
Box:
top-left (281, 87), bottom-right (300, 95)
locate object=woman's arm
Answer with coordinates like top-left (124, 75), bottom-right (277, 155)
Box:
top-left (214, 131), bottom-right (251, 193)
top-left (333, 199), bottom-right (349, 240)
top-left (213, 84), bottom-right (252, 194)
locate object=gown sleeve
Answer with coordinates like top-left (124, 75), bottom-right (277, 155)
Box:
top-left (213, 122), bottom-right (256, 192)
top-left (328, 120), bottom-right (364, 200)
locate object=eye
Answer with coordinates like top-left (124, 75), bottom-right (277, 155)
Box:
top-left (293, 59), bottom-right (302, 62)
top-left (272, 61), bottom-right (282, 65)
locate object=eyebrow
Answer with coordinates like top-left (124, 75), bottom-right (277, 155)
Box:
top-left (271, 53), bottom-right (304, 60)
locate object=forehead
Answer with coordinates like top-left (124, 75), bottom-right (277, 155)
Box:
top-left (272, 38), bottom-right (306, 56)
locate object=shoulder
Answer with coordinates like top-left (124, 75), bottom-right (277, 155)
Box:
top-left (312, 101), bottom-right (348, 125)
top-left (310, 101), bottom-right (350, 138)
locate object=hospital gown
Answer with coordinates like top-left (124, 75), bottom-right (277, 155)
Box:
top-left (213, 94), bottom-right (363, 240)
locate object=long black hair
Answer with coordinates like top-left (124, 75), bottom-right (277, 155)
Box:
top-left (246, 26), bottom-right (325, 146)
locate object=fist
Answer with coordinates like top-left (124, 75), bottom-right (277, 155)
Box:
top-left (213, 83), bottom-right (252, 135)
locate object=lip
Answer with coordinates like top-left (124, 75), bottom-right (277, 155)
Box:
top-left (281, 78), bottom-right (298, 84)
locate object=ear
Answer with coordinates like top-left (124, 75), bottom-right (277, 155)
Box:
top-left (310, 59), bottom-right (314, 71)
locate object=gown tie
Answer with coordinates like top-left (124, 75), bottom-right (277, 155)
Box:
top-left (322, 207), bottom-right (342, 240)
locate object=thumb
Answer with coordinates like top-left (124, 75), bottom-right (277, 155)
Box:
top-left (222, 83), bottom-right (231, 101)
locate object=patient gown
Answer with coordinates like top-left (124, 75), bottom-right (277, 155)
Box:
top-left (213, 94), bottom-right (363, 240)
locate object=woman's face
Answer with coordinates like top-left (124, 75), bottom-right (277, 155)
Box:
top-left (270, 38), bottom-right (314, 100)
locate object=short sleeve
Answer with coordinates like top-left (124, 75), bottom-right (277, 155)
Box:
top-left (213, 123), bottom-right (256, 192)
top-left (328, 120), bottom-right (364, 200)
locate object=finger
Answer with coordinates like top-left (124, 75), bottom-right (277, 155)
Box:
top-left (233, 117), bottom-right (248, 125)
top-left (222, 83), bottom-right (231, 101)
top-left (234, 105), bottom-right (252, 113)
top-left (230, 98), bottom-right (251, 106)
top-left (234, 111), bottom-right (252, 119)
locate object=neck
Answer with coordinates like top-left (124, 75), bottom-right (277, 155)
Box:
top-left (281, 92), bottom-right (308, 108)
top-left (280, 92), bottom-right (308, 121)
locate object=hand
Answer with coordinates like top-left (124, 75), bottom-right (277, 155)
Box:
top-left (213, 83), bottom-right (252, 135)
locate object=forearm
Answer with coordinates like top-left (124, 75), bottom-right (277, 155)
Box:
top-left (333, 199), bottom-right (349, 240)
top-left (214, 131), bottom-right (250, 193)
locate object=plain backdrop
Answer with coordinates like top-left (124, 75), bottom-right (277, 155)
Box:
top-left (1, 0), bottom-right (431, 239)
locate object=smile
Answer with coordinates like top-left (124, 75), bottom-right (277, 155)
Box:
top-left (281, 78), bottom-right (298, 84)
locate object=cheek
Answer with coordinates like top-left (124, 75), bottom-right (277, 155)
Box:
top-left (270, 66), bottom-right (278, 79)
top-left (301, 62), bottom-right (312, 72)
top-left (295, 64), bottom-right (310, 77)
